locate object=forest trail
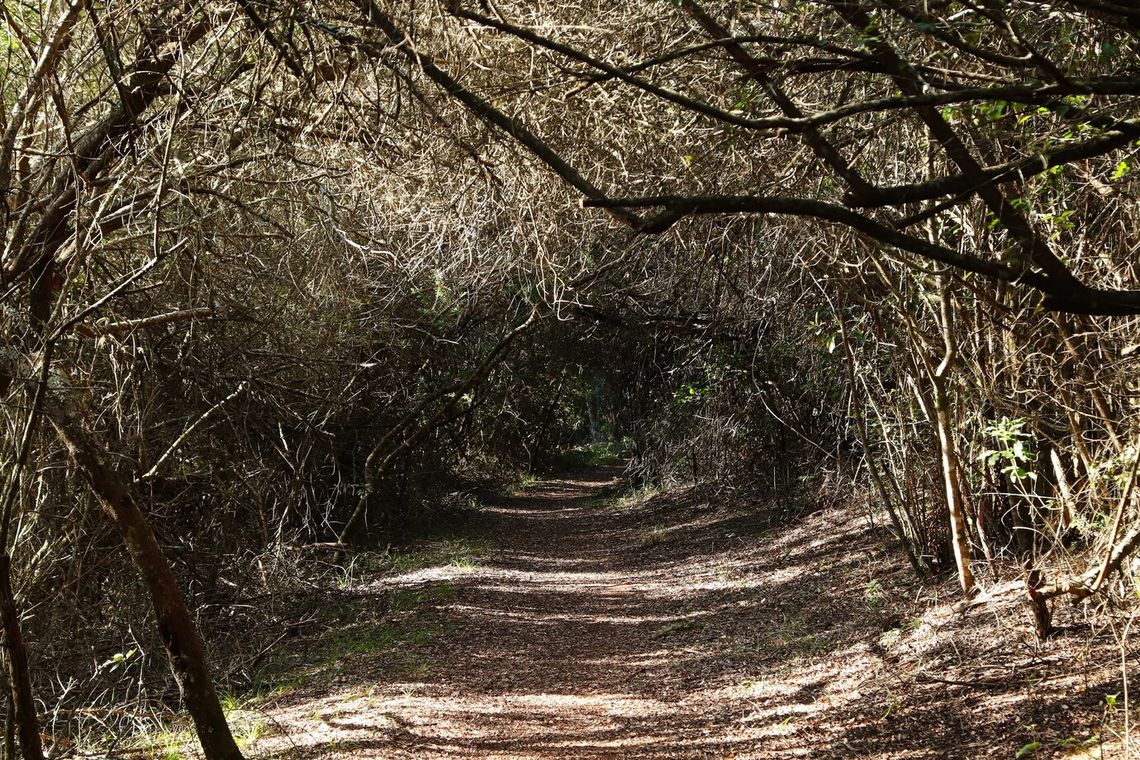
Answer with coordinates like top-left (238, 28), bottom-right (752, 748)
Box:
top-left (250, 468), bottom-right (1113, 759)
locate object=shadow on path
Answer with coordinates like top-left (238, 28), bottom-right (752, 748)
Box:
top-left (252, 467), bottom-right (1125, 759)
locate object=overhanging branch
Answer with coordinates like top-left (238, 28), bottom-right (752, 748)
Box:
top-left (583, 194), bottom-right (1140, 315)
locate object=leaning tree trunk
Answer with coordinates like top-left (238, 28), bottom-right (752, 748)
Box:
top-left (0, 353), bottom-right (50, 760)
top-left (0, 555), bottom-right (43, 760)
top-left (933, 278), bottom-right (976, 597)
top-left (933, 374), bottom-right (976, 596)
top-left (46, 405), bottom-right (243, 760)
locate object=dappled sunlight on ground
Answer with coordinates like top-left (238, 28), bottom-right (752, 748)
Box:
top-left (249, 469), bottom-right (1139, 758)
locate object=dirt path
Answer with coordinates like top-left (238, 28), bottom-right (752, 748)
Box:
top-left (250, 468), bottom-right (1127, 759)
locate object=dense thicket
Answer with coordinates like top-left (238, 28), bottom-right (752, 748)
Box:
top-left (0, 0), bottom-right (1137, 756)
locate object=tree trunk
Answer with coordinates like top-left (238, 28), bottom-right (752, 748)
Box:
top-left (46, 406), bottom-right (243, 760)
top-left (1049, 447), bottom-right (1076, 535)
top-left (0, 555), bottom-right (43, 760)
top-left (3, 686), bottom-right (15, 760)
top-left (933, 375), bottom-right (976, 595)
top-left (934, 278), bottom-right (976, 596)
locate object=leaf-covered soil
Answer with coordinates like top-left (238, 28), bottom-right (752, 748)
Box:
top-left (241, 467), bottom-right (1138, 759)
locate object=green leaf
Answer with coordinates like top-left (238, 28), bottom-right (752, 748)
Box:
top-left (1015, 742), bottom-right (1041, 758)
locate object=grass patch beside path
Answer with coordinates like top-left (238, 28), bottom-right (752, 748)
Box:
top-left (122, 695), bottom-right (269, 759)
top-left (249, 579), bottom-right (458, 705)
top-left (92, 572), bottom-right (463, 757)
top-left (387, 536), bottom-right (487, 571)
